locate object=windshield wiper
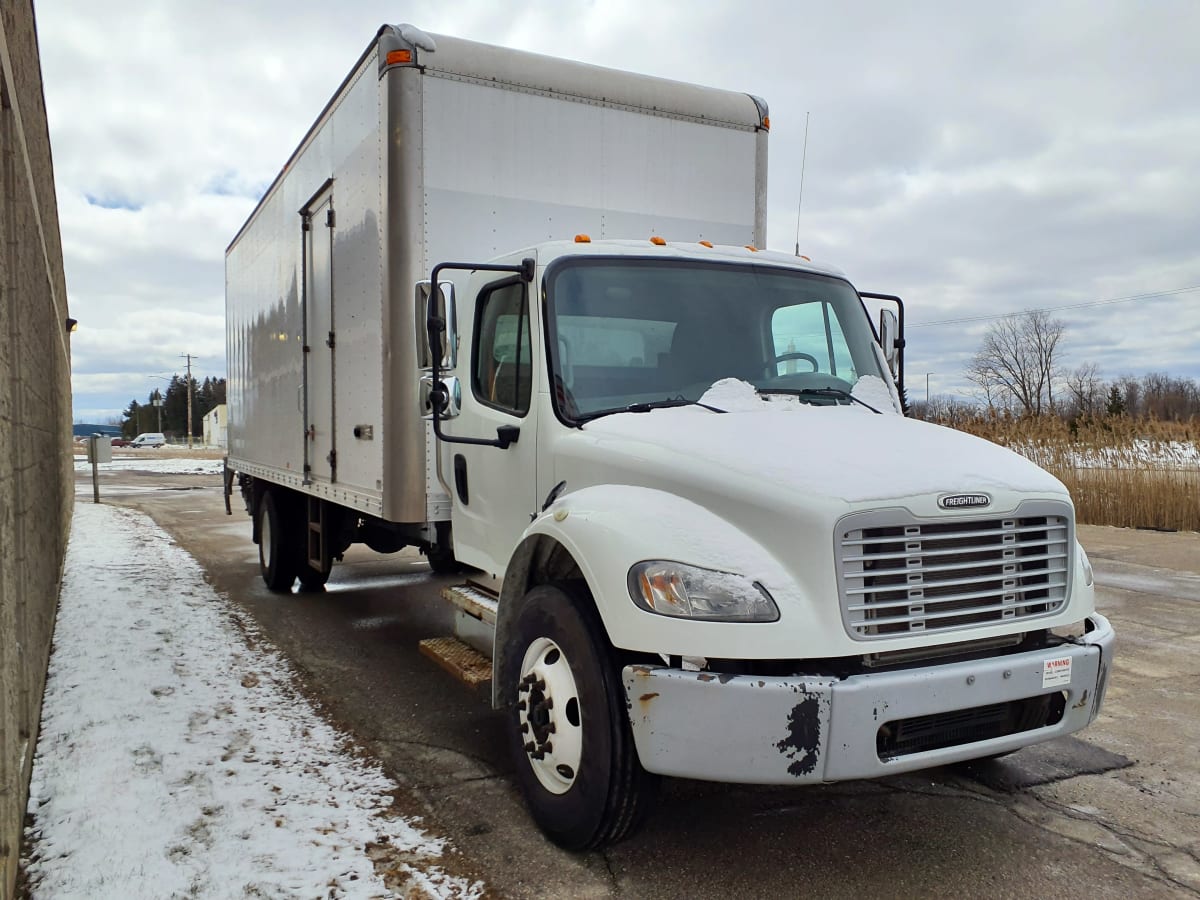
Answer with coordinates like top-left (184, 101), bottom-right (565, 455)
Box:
top-left (757, 387), bottom-right (882, 414)
top-left (574, 397), bottom-right (727, 426)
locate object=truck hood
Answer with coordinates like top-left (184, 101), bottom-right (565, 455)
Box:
top-left (557, 402), bottom-right (1065, 509)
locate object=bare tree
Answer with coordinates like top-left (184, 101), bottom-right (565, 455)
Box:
top-left (1064, 362), bottom-right (1104, 419)
top-left (965, 310), bottom-right (1066, 416)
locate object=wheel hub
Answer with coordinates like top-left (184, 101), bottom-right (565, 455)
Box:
top-left (517, 637), bottom-right (582, 794)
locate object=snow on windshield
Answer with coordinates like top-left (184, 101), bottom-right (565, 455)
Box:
top-left (698, 377), bottom-right (900, 414)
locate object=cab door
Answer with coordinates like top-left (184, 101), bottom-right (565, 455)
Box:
top-left (443, 267), bottom-right (540, 577)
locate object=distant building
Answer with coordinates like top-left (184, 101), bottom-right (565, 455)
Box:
top-left (72, 423), bottom-right (121, 438)
top-left (203, 404), bottom-right (228, 449)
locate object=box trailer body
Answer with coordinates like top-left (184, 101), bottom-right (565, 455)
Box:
top-left (226, 26), bottom-right (766, 527)
top-left (226, 25), bottom-right (1113, 851)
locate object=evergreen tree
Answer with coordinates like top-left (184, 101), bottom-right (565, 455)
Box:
top-left (1105, 384), bottom-right (1126, 417)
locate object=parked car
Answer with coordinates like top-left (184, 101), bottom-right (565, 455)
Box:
top-left (111, 437), bottom-right (131, 447)
top-left (130, 433), bottom-right (166, 449)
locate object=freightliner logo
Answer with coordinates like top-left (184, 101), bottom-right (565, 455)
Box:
top-left (938, 493), bottom-right (992, 510)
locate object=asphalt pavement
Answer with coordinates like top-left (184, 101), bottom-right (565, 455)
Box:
top-left (64, 465), bottom-right (1200, 898)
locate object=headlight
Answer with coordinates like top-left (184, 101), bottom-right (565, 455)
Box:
top-left (1078, 542), bottom-right (1094, 587)
top-left (627, 561), bottom-right (779, 622)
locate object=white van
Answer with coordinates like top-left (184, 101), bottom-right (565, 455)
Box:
top-left (130, 433), bottom-right (166, 449)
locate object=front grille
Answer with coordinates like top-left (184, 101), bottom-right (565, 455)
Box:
top-left (837, 502), bottom-right (1071, 640)
top-left (877, 692), bottom-right (1067, 759)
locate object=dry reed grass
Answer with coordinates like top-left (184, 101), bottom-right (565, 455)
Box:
top-left (947, 414), bottom-right (1200, 532)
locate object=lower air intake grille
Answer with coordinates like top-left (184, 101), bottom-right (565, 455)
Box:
top-left (877, 692), bottom-right (1067, 759)
top-left (836, 501), bottom-right (1072, 640)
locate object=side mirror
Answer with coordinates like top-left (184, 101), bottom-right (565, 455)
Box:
top-left (419, 374), bottom-right (461, 419)
top-left (416, 280), bottom-right (457, 370)
top-left (879, 309), bottom-right (900, 375)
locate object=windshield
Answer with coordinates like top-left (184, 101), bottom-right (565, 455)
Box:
top-left (545, 258), bottom-right (890, 419)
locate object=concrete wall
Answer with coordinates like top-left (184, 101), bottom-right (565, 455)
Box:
top-left (0, 1), bottom-right (73, 897)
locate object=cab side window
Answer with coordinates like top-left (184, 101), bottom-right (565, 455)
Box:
top-left (472, 281), bottom-right (531, 415)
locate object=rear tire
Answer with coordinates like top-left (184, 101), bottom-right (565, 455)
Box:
top-left (424, 523), bottom-right (464, 575)
top-left (505, 583), bottom-right (658, 849)
top-left (258, 491), bottom-right (298, 593)
top-left (296, 560), bottom-right (331, 591)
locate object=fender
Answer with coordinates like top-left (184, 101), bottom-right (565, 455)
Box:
top-left (493, 483), bottom-right (797, 707)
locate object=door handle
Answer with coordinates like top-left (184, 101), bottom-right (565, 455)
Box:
top-left (496, 425), bottom-right (520, 449)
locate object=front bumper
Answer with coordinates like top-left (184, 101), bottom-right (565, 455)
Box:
top-left (622, 614), bottom-right (1114, 784)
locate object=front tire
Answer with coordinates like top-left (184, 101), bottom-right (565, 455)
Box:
top-left (258, 491), bottom-right (297, 593)
top-left (505, 583), bottom-right (658, 849)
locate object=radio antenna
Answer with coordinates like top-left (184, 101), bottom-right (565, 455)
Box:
top-left (794, 111), bottom-right (810, 257)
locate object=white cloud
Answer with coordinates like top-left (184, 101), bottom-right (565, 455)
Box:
top-left (34, 0), bottom-right (1200, 421)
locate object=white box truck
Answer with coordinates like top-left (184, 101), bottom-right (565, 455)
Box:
top-left (225, 25), bottom-right (1114, 850)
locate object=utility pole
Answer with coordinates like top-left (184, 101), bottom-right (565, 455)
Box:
top-left (152, 389), bottom-right (163, 432)
top-left (181, 353), bottom-right (196, 449)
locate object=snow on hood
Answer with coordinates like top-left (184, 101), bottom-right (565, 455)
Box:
top-left (572, 391), bottom-right (1064, 506)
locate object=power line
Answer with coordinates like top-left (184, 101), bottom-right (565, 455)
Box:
top-left (907, 284), bottom-right (1200, 329)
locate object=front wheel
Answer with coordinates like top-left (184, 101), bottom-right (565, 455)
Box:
top-left (505, 583), bottom-right (658, 849)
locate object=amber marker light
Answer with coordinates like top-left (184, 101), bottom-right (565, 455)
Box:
top-left (574, 234), bottom-right (591, 243)
top-left (698, 240), bottom-right (713, 248)
top-left (762, 116), bottom-right (770, 130)
top-left (745, 245), bottom-right (759, 252)
top-left (386, 49), bottom-right (413, 65)
top-left (650, 236), bottom-right (666, 246)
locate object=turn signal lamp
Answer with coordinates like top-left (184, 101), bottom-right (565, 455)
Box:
top-left (638, 568), bottom-right (689, 616)
top-left (574, 234), bottom-right (591, 243)
top-left (650, 236), bottom-right (666, 246)
top-left (386, 49), bottom-right (413, 65)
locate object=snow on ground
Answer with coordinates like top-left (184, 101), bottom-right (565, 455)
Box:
top-left (21, 502), bottom-right (483, 899)
top-left (73, 455), bottom-right (226, 476)
top-left (1009, 439), bottom-right (1200, 470)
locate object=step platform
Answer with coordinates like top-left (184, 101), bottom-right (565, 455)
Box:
top-left (419, 584), bottom-right (500, 687)
top-left (418, 636), bottom-right (492, 686)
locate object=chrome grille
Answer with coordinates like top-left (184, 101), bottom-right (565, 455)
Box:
top-left (836, 502), bottom-right (1071, 640)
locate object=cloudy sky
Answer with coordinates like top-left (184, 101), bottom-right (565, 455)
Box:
top-left (33, 0), bottom-right (1200, 422)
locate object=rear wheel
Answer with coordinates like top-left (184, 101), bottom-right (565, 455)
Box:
top-left (258, 491), bottom-right (298, 593)
top-left (296, 559), bottom-right (331, 591)
top-left (505, 583), bottom-right (657, 849)
top-left (424, 523), bottom-right (463, 575)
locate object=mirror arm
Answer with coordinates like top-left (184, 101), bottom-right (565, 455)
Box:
top-left (427, 258), bottom-right (535, 449)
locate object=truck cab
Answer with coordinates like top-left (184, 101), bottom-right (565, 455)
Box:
top-left (425, 238), bottom-right (1114, 849)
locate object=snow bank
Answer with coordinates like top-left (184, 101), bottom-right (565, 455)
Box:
top-left (22, 503), bottom-right (482, 899)
top-left (72, 456), bottom-right (226, 476)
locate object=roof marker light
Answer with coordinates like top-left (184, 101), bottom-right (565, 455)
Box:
top-left (745, 245), bottom-right (759, 252)
top-left (798, 254), bottom-right (811, 261)
top-left (386, 49), bottom-right (414, 65)
top-left (574, 234), bottom-right (591, 243)
top-left (762, 116), bottom-right (771, 131)
top-left (650, 236), bottom-right (666, 246)
top-left (698, 240), bottom-right (713, 248)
